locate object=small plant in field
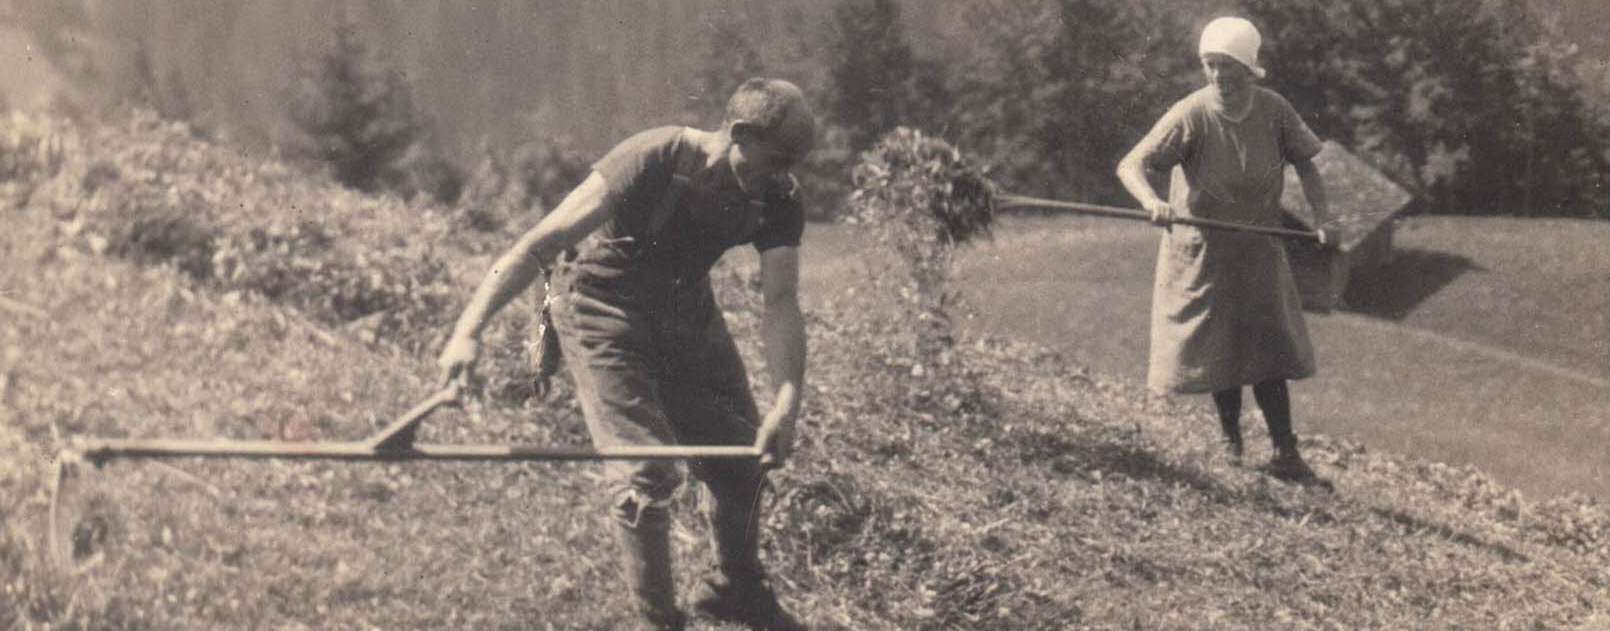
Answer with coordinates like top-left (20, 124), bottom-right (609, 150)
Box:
top-left (849, 126), bottom-right (996, 372)
top-left (456, 142), bottom-right (519, 232)
top-left (0, 112), bottom-right (69, 202)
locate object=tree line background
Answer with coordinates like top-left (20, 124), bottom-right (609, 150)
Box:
top-left (5, 0), bottom-right (1607, 219)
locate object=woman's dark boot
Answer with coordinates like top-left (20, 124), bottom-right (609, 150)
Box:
top-left (1212, 388), bottom-right (1245, 466)
top-left (1264, 437), bottom-right (1318, 484)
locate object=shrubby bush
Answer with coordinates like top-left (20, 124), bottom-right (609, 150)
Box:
top-left (7, 109), bottom-right (459, 355)
top-left (507, 138), bottom-right (591, 217)
top-left (455, 137), bottom-right (590, 233)
top-left (390, 142), bottom-right (466, 207)
top-left (455, 144), bottom-right (522, 233)
top-left (0, 111), bottom-right (69, 197)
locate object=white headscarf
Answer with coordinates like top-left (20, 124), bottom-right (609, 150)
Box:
top-left (1199, 17), bottom-right (1266, 79)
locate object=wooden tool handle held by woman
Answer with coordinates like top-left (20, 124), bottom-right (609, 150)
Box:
top-left (998, 194), bottom-right (1320, 242)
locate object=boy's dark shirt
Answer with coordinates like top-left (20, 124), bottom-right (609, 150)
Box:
top-left (581, 126), bottom-right (804, 289)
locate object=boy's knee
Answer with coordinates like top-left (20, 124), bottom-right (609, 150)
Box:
top-left (692, 457), bottom-right (762, 493)
top-left (608, 463), bottom-right (684, 528)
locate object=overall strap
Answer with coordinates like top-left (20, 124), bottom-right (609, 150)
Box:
top-left (644, 129), bottom-right (709, 240)
top-left (533, 130), bottom-right (712, 380)
top-left (648, 172), bottom-right (689, 238)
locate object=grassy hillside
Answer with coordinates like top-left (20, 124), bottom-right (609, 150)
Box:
top-left (3, 110), bottom-right (1609, 629)
top-left (926, 214), bottom-right (1610, 501)
top-left (1345, 217), bottom-right (1609, 379)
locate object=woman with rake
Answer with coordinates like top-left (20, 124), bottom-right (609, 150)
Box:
top-left (1117, 17), bottom-right (1335, 484)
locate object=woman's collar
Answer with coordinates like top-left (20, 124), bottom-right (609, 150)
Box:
top-left (1208, 87), bottom-right (1256, 122)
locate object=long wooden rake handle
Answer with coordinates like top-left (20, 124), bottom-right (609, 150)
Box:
top-left (78, 439), bottom-right (763, 463)
top-left (76, 385), bottom-right (763, 464)
top-left (50, 388), bottom-right (762, 568)
top-left (997, 194), bottom-right (1321, 242)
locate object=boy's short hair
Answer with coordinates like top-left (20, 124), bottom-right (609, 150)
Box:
top-left (725, 78), bottom-right (815, 153)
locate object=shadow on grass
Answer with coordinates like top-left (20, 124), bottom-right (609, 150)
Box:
top-left (1009, 428), bottom-right (1533, 563)
top-left (1008, 428), bottom-right (1227, 499)
top-left (1342, 248), bottom-right (1484, 320)
top-left (1362, 504), bottom-right (1531, 563)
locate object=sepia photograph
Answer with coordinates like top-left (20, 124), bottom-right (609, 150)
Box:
top-left (1, 1), bottom-right (1607, 629)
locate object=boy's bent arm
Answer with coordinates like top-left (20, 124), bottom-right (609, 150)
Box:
top-left (450, 172), bottom-right (616, 341)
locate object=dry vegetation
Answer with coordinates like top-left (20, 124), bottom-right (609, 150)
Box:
top-left (2, 110), bottom-right (1608, 629)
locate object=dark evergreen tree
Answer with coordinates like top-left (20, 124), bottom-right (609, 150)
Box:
top-left (945, 0), bottom-right (1195, 203)
top-left (691, 12), bottom-right (769, 126)
top-left (825, 0), bottom-right (923, 151)
top-left (289, 22), bottom-right (426, 195)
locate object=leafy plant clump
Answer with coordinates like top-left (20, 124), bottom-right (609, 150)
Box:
top-left (850, 126), bottom-right (997, 247)
top-left (848, 126), bottom-right (997, 392)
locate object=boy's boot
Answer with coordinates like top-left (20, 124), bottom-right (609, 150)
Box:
top-left (691, 570), bottom-right (806, 631)
top-left (690, 478), bottom-right (806, 631)
top-left (615, 502), bottom-right (686, 631)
